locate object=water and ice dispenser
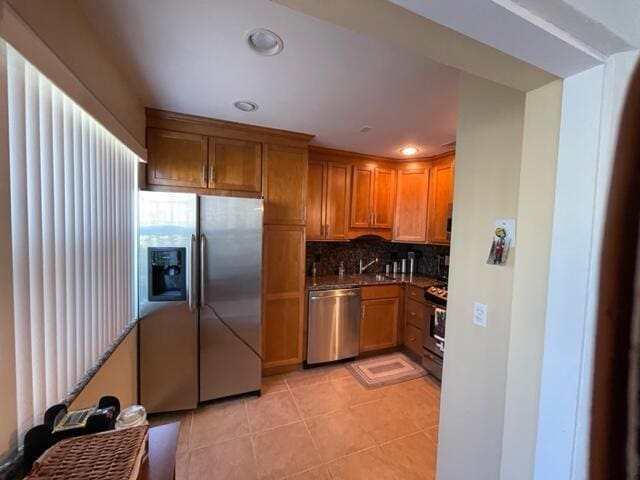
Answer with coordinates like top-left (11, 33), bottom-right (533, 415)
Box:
top-left (148, 247), bottom-right (187, 301)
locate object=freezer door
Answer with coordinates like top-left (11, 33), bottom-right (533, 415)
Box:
top-left (138, 191), bottom-right (199, 413)
top-left (199, 195), bottom-right (263, 401)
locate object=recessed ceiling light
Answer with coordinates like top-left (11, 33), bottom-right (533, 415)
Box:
top-left (360, 126), bottom-right (372, 133)
top-left (234, 100), bottom-right (259, 112)
top-left (400, 146), bottom-right (419, 156)
top-left (246, 28), bottom-right (284, 56)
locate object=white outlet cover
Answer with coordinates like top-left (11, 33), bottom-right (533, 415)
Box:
top-left (473, 302), bottom-right (488, 328)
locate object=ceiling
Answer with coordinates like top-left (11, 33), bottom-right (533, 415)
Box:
top-left (389, 0), bottom-right (633, 78)
top-left (78, 0), bottom-right (459, 159)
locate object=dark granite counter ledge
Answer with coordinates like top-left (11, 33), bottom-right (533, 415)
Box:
top-left (306, 273), bottom-right (445, 291)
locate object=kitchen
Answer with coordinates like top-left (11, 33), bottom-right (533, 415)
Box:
top-left (140, 107), bottom-right (455, 384)
top-left (138, 106), bottom-right (451, 478)
top-left (1, 0), bottom-right (625, 479)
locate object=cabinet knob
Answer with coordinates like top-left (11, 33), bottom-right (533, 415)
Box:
top-left (410, 312), bottom-right (416, 316)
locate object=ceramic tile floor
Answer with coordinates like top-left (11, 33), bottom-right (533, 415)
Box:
top-left (150, 363), bottom-right (441, 480)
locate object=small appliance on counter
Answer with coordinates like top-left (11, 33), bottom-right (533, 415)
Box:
top-left (423, 284), bottom-right (448, 381)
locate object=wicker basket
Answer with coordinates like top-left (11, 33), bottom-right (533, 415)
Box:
top-left (27, 425), bottom-right (148, 480)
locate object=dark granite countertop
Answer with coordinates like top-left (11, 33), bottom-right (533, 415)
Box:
top-left (306, 273), bottom-right (445, 291)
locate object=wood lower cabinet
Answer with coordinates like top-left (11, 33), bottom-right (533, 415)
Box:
top-left (263, 144), bottom-right (307, 225)
top-left (350, 165), bottom-right (396, 231)
top-left (262, 225), bottom-right (305, 368)
top-left (360, 285), bottom-right (401, 353)
top-left (147, 129), bottom-right (208, 188)
top-left (427, 153), bottom-right (455, 245)
top-left (393, 164), bottom-right (430, 243)
top-left (403, 288), bottom-right (426, 359)
top-left (404, 322), bottom-right (423, 357)
top-left (208, 137), bottom-right (261, 193)
top-left (306, 157), bottom-right (351, 241)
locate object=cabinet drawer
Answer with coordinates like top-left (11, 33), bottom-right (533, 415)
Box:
top-left (405, 299), bottom-right (426, 329)
top-left (406, 285), bottom-right (425, 304)
top-left (404, 322), bottom-right (423, 357)
top-left (361, 285), bottom-right (401, 300)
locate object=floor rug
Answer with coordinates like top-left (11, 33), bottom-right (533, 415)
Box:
top-left (346, 352), bottom-right (426, 389)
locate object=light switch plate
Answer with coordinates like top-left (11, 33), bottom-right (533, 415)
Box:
top-left (473, 302), bottom-right (488, 328)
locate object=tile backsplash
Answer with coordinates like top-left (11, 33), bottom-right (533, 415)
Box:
top-left (305, 237), bottom-right (450, 279)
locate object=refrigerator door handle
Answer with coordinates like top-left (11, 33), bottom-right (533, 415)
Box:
top-left (189, 234), bottom-right (197, 311)
top-left (200, 233), bottom-right (206, 306)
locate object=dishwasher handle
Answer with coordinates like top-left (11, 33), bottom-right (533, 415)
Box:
top-left (309, 288), bottom-right (360, 300)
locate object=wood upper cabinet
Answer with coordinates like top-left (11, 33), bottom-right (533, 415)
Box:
top-left (208, 137), bottom-right (262, 193)
top-left (325, 162), bottom-right (351, 239)
top-left (306, 158), bottom-right (351, 240)
top-left (350, 165), bottom-right (374, 228)
top-left (372, 167), bottom-right (396, 228)
top-left (147, 129), bottom-right (208, 188)
top-left (359, 285), bottom-right (401, 353)
top-left (263, 144), bottom-right (307, 225)
top-left (306, 160), bottom-right (326, 240)
top-left (427, 154), bottom-right (455, 245)
top-left (262, 225), bottom-right (305, 368)
top-left (393, 164), bottom-right (430, 243)
top-left (350, 165), bottom-right (396, 230)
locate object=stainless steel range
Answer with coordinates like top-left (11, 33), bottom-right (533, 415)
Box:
top-left (423, 284), bottom-right (447, 381)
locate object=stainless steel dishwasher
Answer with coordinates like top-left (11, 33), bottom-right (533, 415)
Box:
top-left (307, 288), bottom-right (361, 365)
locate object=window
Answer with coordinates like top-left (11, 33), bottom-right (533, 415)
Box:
top-left (6, 45), bottom-right (139, 437)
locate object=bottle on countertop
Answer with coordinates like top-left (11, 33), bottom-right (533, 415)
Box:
top-left (311, 254), bottom-right (320, 279)
top-left (338, 261), bottom-right (345, 279)
top-left (408, 251), bottom-right (415, 274)
top-left (400, 258), bottom-right (407, 274)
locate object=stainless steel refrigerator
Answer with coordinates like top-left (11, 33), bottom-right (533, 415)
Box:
top-left (138, 191), bottom-right (263, 413)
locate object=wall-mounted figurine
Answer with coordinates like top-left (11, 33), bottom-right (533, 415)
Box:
top-left (487, 226), bottom-right (511, 265)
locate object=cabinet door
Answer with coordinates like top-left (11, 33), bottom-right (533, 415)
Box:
top-left (404, 322), bottom-right (423, 357)
top-left (147, 129), bottom-right (208, 188)
top-left (393, 165), bottom-right (429, 242)
top-left (306, 160), bottom-right (326, 240)
top-left (208, 137), bottom-right (262, 193)
top-left (360, 297), bottom-right (399, 352)
top-left (325, 162), bottom-right (351, 240)
top-left (427, 154), bottom-right (455, 244)
top-left (263, 145), bottom-right (308, 225)
top-left (350, 165), bottom-right (374, 228)
top-left (372, 167), bottom-right (396, 228)
top-left (262, 225), bottom-right (305, 368)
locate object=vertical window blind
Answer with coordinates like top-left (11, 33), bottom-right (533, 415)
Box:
top-left (7, 45), bottom-right (139, 437)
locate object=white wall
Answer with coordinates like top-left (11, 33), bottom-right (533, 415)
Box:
top-left (534, 50), bottom-right (639, 480)
top-left (437, 72), bottom-right (525, 480)
top-left (500, 80), bottom-right (563, 480)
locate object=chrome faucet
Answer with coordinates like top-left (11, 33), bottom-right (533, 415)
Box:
top-left (359, 257), bottom-right (378, 274)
